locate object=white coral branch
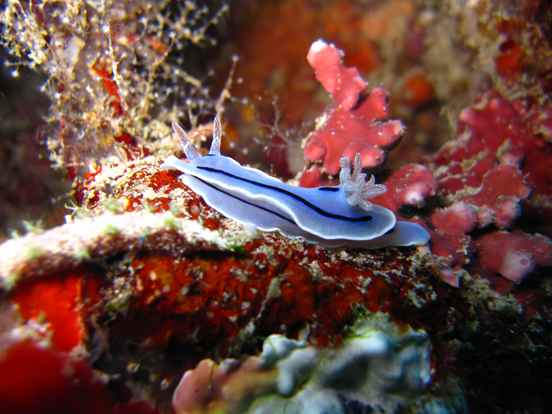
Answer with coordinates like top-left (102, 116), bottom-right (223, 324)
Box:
top-left (339, 154), bottom-right (387, 211)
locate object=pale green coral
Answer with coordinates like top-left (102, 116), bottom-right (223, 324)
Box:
top-left (172, 313), bottom-right (461, 414)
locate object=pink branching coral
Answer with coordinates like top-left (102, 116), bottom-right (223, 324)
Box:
top-left (298, 39), bottom-right (552, 290)
top-left (300, 40), bottom-right (405, 186)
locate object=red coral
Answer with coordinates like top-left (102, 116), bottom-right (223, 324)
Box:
top-left (495, 39), bottom-right (525, 82)
top-left (0, 339), bottom-right (159, 414)
top-left (12, 270), bottom-right (87, 352)
top-left (426, 90), bottom-right (552, 287)
top-left (401, 72), bottom-right (434, 108)
top-left (465, 164), bottom-right (531, 228)
top-left (430, 91), bottom-right (551, 227)
top-left (301, 40), bottom-right (405, 185)
top-left (473, 230), bottom-right (552, 283)
top-left (374, 164), bottom-right (438, 213)
top-left (430, 202), bottom-right (477, 235)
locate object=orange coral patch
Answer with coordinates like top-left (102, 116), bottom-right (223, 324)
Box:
top-left (12, 270), bottom-right (86, 352)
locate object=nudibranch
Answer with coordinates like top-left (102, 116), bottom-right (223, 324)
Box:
top-left (161, 115), bottom-right (430, 249)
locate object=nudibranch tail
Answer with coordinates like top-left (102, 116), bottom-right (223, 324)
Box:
top-left (210, 113), bottom-right (222, 155)
top-left (339, 153), bottom-right (387, 211)
top-left (172, 119), bottom-right (200, 161)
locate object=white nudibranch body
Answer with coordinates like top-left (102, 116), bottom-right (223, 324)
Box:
top-left (161, 115), bottom-right (430, 249)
